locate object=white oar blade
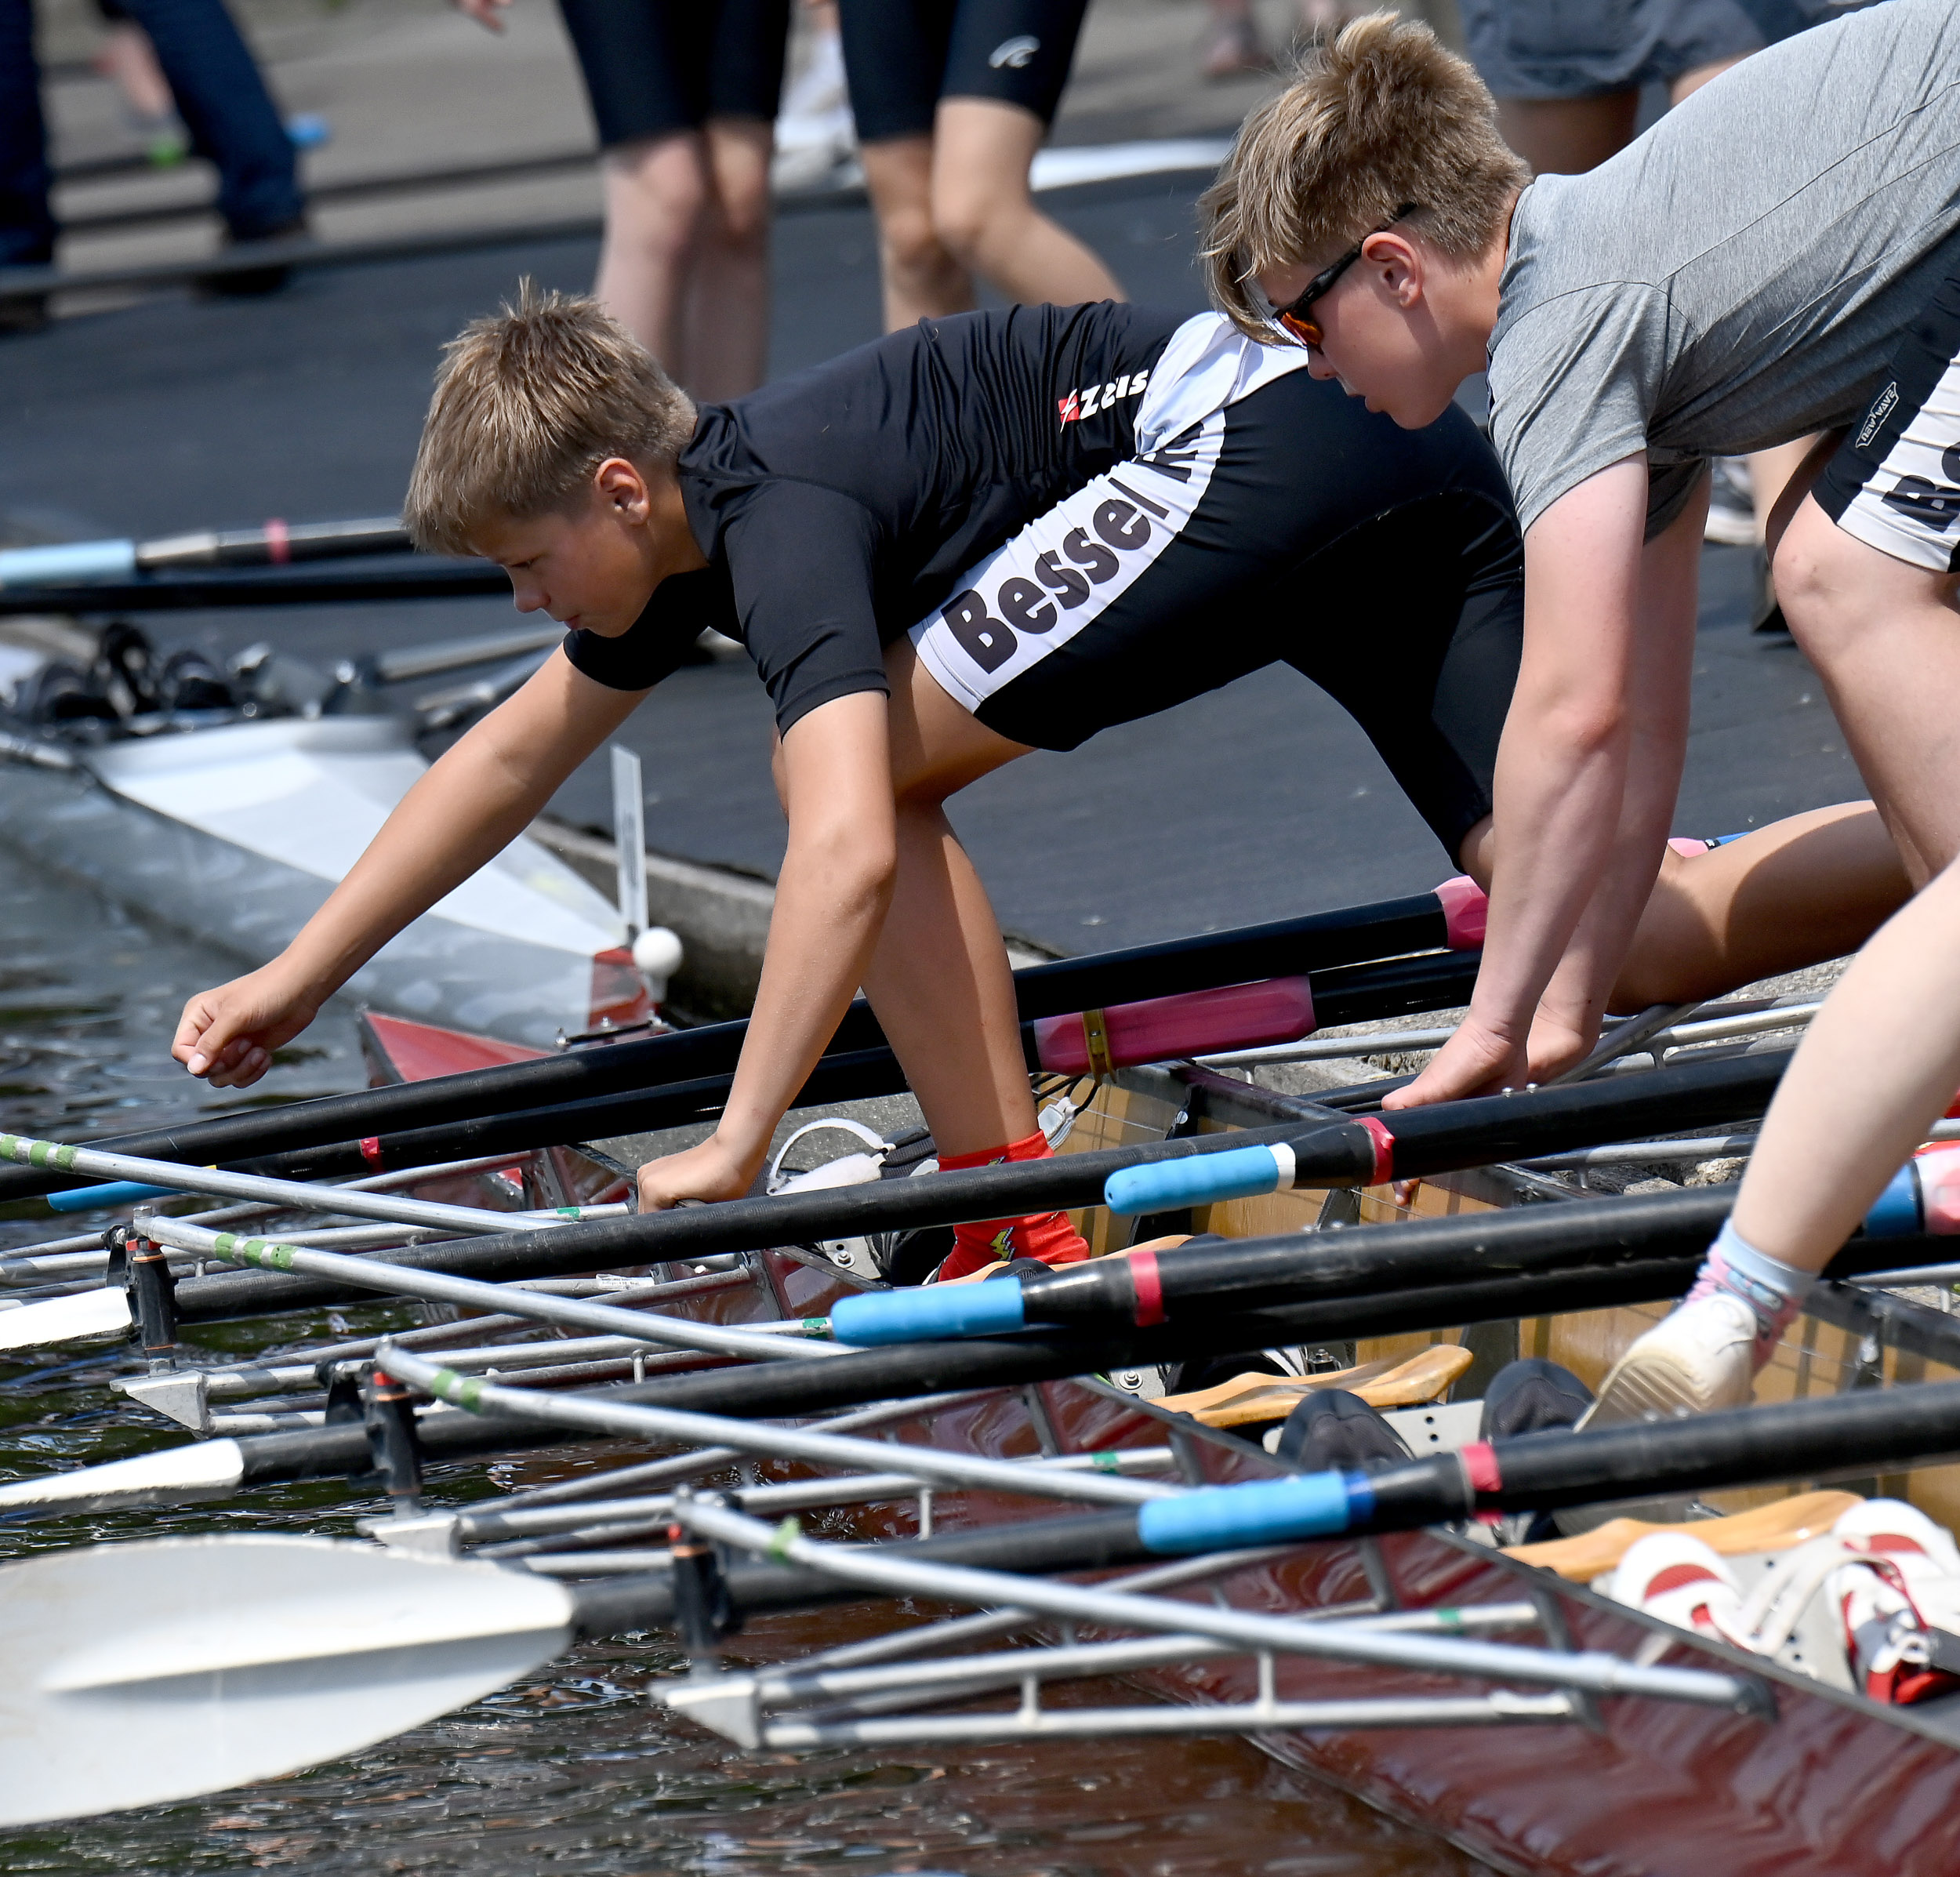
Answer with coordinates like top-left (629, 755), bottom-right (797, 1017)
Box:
top-left (0, 1284), bottom-right (130, 1352)
top-left (0, 1437), bottom-right (245, 1516)
top-left (0, 1534), bottom-right (576, 1826)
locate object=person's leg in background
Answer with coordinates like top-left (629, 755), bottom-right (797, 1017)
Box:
top-left (843, 0), bottom-right (1120, 332)
top-left (843, 0), bottom-right (974, 326)
top-left (118, 0), bottom-right (303, 245)
top-left (929, 97), bottom-right (1121, 310)
top-left (557, 0), bottom-right (788, 393)
top-left (680, 0), bottom-right (789, 401)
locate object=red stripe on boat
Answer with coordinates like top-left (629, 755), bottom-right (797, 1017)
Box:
top-left (358, 1135), bottom-right (383, 1167)
top-left (265, 517), bottom-right (289, 564)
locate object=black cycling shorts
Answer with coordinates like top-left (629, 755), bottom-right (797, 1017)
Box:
top-left (557, 0), bottom-right (790, 148)
top-left (839, 0), bottom-right (1092, 143)
top-left (911, 370), bottom-right (1526, 864)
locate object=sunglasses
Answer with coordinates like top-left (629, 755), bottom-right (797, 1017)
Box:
top-left (1270, 203), bottom-right (1420, 347)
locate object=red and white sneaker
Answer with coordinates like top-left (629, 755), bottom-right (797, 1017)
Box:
top-left (1831, 1499), bottom-right (1960, 1702)
top-left (1602, 1533), bottom-right (1747, 1646)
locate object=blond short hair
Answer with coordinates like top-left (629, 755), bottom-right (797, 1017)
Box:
top-left (1200, 13), bottom-right (1529, 343)
top-left (403, 281), bottom-right (698, 554)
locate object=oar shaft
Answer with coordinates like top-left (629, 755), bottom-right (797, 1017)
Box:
top-left (0, 897), bottom-right (1472, 1203)
top-left (143, 1218), bottom-right (837, 1365)
top-left (0, 1131), bottom-right (554, 1236)
top-left (378, 1345), bottom-right (1171, 1508)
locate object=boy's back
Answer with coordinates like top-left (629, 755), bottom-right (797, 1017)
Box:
top-left (1490, 0), bottom-right (1960, 536)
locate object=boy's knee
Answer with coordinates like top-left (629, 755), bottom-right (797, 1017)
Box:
top-left (880, 198), bottom-right (950, 278)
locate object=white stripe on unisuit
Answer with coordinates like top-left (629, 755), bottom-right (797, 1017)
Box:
top-left (1836, 350), bottom-right (1960, 572)
top-left (911, 411), bottom-right (1228, 712)
top-left (1131, 311), bottom-right (1316, 458)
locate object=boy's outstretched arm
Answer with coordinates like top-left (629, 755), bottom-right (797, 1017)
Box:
top-left (1388, 456), bottom-right (1664, 1106)
top-left (172, 651), bottom-right (647, 1087)
top-left (637, 692), bottom-right (898, 1209)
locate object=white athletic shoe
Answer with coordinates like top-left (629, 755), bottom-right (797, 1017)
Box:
top-left (1603, 1532), bottom-right (1747, 1645)
top-left (1580, 1291), bottom-right (1760, 1429)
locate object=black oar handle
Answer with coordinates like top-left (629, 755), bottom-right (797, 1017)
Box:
top-left (0, 895), bottom-right (1460, 1203)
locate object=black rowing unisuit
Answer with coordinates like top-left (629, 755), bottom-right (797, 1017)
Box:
top-left (563, 302), bottom-right (1178, 732)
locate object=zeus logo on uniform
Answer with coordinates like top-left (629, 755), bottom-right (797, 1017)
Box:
top-left (1058, 369), bottom-right (1149, 427)
top-left (938, 480), bottom-right (1166, 673)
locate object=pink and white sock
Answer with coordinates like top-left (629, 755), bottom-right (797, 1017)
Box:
top-left (1685, 1218), bottom-right (1815, 1370)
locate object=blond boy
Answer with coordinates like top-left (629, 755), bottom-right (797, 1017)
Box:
top-left (1201, 2), bottom-right (1960, 1115)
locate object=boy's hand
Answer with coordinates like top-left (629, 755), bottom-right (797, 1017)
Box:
top-left (172, 965), bottom-right (325, 1089)
top-left (637, 1135), bottom-right (760, 1211)
top-left (1382, 1015), bottom-right (1522, 1108)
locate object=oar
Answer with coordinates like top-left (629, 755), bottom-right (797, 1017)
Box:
top-left (833, 1104), bottom-right (1960, 1349)
top-left (0, 516), bottom-right (410, 588)
top-left (18, 1372), bottom-right (1958, 1824)
top-left (0, 1048), bottom-right (1794, 1352)
top-left (6, 1198), bottom-right (1948, 1519)
top-left (0, 888), bottom-right (1486, 1204)
top-left (0, 557), bottom-right (508, 616)
top-left (0, 1130), bottom-right (597, 1234)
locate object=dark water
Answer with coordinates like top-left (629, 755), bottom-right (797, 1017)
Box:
top-left (0, 845), bottom-right (1490, 1877)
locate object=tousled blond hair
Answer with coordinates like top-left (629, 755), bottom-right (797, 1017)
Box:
top-left (403, 281), bottom-right (697, 554)
top-left (1200, 13), bottom-right (1528, 342)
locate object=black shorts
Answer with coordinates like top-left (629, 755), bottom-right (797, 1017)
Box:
top-left (557, 0), bottom-right (790, 149)
top-left (838, 0), bottom-right (1091, 143)
top-left (1814, 243), bottom-right (1960, 575)
top-left (1458, 0), bottom-right (1762, 99)
top-left (911, 371), bottom-right (1525, 864)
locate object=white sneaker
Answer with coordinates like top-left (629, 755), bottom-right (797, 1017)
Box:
top-left (1580, 1291), bottom-right (1759, 1429)
top-left (1603, 1532), bottom-right (1748, 1644)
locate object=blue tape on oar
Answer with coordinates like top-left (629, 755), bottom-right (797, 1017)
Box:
top-left (1105, 1143), bottom-right (1287, 1217)
top-left (829, 1280), bottom-right (1029, 1346)
top-left (1137, 1471), bottom-right (1375, 1554)
top-left (44, 1180), bottom-right (176, 1214)
top-left (1864, 1163), bottom-right (1922, 1239)
top-left (0, 539), bottom-right (137, 587)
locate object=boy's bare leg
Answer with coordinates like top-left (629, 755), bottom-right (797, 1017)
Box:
top-left (930, 100), bottom-right (1123, 308)
top-left (1494, 93), bottom-right (1638, 176)
top-left (860, 639), bottom-right (1037, 1158)
top-left (679, 118), bottom-right (774, 402)
top-left (858, 135), bottom-right (974, 330)
top-left (1458, 801), bottom-right (1910, 1011)
top-left (594, 131), bottom-right (708, 367)
top-left (1776, 497), bottom-right (1960, 887)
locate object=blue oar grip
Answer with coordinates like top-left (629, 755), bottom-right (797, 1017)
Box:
top-left (0, 539), bottom-right (137, 587)
top-left (1137, 1471), bottom-right (1374, 1555)
top-left (1864, 1163), bottom-right (1922, 1239)
top-left (1104, 1142), bottom-right (1292, 1217)
top-left (45, 1180), bottom-right (176, 1213)
top-left (829, 1280), bottom-right (1028, 1346)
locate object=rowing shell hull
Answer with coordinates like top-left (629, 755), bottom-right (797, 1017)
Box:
top-left (0, 717), bottom-right (631, 1046)
top-left (628, 1247), bottom-right (1960, 1877)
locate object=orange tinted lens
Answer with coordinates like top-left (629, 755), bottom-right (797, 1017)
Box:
top-left (1278, 309), bottom-right (1322, 347)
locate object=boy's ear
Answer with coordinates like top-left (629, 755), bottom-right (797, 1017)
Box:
top-left (593, 456), bottom-right (653, 520)
top-left (1364, 231), bottom-right (1427, 310)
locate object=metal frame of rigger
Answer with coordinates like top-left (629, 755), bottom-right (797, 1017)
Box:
top-left (651, 1479), bottom-right (1759, 1753)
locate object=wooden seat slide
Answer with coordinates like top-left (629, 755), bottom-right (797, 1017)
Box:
top-left (1156, 1344), bottom-right (1475, 1429)
top-left (1504, 1490), bottom-right (1865, 1583)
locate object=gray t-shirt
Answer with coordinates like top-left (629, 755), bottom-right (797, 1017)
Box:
top-left (1487, 0), bottom-right (1960, 538)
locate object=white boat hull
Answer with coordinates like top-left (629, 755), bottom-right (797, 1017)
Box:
top-left (0, 716), bottom-right (627, 1047)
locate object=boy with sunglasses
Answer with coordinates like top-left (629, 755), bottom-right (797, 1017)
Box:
top-left (1200, 5), bottom-right (1960, 1131)
top-left (173, 285), bottom-right (1904, 1279)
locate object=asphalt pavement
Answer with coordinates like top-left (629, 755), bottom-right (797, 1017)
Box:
top-left (0, 172), bottom-right (1867, 957)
